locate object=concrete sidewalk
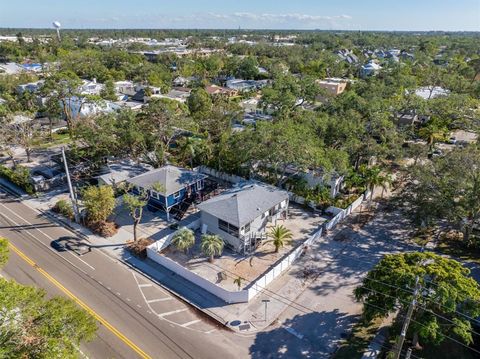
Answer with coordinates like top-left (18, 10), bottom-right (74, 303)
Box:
top-left (1, 179), bottom-right (366, 334)
top-left (36, 204), bottom-right (332, 333)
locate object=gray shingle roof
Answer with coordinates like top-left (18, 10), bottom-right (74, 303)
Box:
top-left (198, 183), bottom-right (288, 228)
top-left (126, 165), bottom-right (207, 196)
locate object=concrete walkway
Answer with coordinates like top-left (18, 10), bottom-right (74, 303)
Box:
top-left (1, 179), bottom-right (370, 334)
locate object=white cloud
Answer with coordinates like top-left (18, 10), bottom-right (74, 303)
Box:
top-left (164, 12), bottom-right (354, 29)
top-left (62, 12), bottom-right (353, 29)
top-left (230, 12), bottom-right (352, 22)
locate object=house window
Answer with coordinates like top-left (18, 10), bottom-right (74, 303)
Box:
top-left (243, 222), bottom-right (250, 233)
top-left (150, 190), bottom-right (158, 199)
top-left (173, 191), bottom-right (181, 199)
top-left (218, 219), bottom-right (239, 237)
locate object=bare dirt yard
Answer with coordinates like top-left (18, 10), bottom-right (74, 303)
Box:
top-left (161, 204), bottom-right (328, 291)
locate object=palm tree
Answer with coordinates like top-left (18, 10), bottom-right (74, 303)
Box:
top-left (379, 173), bottom-right (393, 198)
top-left (123, 193), bottom-right (148, 243)
top-left (267, 225), bottom-right (293, 253)
top-left (201, 234), bottom-right (224, 263)
top-left (233, 276), bottom-right (244, 290)
top-left (418, 122), bottom-right (447, 153)
top-left (177, 136), bottom-right (203, 169)
top-left (358, 166), bottom-right (393, 203)
top-left (171, 227), bottom-right (195, 254)
top-left (363, 166), bottom-right (383, 201)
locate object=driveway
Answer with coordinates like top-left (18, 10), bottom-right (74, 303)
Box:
top-left (248, 207), bottom-right (416, 358)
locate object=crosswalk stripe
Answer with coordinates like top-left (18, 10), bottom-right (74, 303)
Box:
top-left (180, 319), bottom-right (201, 328)
top-left (147, 297), bottom-right (172, 303)
top-left (158, 308), bottom-right (188, 317)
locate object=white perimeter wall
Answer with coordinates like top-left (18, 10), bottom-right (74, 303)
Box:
top-left (147, 182), bottom-right (370, 303)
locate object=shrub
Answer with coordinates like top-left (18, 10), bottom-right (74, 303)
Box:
top-left (0, 165), bottom-right (35, 194)
top-left (52, 199), bottom-right (74, 220)
top-left (89, 220), bottom-right (118, 237)
top-left (82, 185), bottom-right (115, 223)
top-left (127, 238), bottom-right (154, 259)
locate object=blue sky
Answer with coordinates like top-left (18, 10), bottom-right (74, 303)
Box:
top-left (1, 0), bottom-right (479, 31)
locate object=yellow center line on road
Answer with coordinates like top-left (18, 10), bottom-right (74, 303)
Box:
top-left (8, 242), bottom-right (152, 359)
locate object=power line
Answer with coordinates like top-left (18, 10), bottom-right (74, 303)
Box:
top-left (329, 250), bottom-right (480, 326)
top-left (408, 316), bottom-right (480, 356)
top-left (421, 307), bottom-right (480, 339)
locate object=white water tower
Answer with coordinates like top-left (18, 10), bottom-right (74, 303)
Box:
top-left (52, 21), bottom-right (61, 41)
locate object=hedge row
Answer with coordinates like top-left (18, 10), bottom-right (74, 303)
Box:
top-left (0, 165), bottom-right (35, 194)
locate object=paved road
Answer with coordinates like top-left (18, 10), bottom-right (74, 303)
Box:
top-left (248, 209), bottom-right (415, 358)
top-left (0, 191), bottom-right (250, 359)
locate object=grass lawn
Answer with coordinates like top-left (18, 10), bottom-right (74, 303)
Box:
top-left (436, 231), bottom-right (480, 264)
top-left (32, 132), bottom-right (72, 149)
top-left (333, 317), bottom-right (386, 359)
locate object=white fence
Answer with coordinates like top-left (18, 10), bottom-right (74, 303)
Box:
top-left (288, 191), bottom-right (306, 205)
top-left (146, 247), bottom-right (249, 303)
top-left (324, 190), bottom-right (368, 231)
top-left (146, 187), bottom-right (371, 303)
top-left (247, 226), bottom-right (323, 300)
top-left (151, 218), bottom-right (201, 252)
top-left (197, 166), bottom-right (246, 184)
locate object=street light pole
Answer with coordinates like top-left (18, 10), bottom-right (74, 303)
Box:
top-left (262, 299), bottom-right (270, 323)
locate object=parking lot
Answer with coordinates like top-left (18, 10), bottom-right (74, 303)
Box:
top-left (248, 207), bottom-right (416, 358)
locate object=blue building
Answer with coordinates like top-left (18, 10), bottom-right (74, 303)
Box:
top-left (126, 165), bottom-right (207, 221)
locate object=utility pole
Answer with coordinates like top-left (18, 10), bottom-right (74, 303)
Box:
top-left (62, 147), bottom-right (80, 223)
top-left (394, 276), bottom-right (421, 359)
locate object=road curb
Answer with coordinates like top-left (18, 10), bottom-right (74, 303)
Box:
top-left (38, 207), bottom-right (235, 332)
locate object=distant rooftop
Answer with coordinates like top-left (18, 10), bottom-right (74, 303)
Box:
top-left (414, 86), bottom-right (450, 100)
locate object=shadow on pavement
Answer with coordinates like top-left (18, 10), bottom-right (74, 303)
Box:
top-left (249, 310), bottom-right (358, 359)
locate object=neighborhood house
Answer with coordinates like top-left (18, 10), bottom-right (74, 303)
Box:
top-left (127, 165), bottom-right (207, 221)
top-left (198, 183), bottom-right (289, 254)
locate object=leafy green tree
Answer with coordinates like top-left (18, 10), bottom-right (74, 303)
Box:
top-left (355, 252), bottom-right (480, 348)
top-left (171, 227), bottom-right (195, 254)
top-left (138, 98), bottom-right (189, 167)
top-left (42, 71), bottom-right (92, 138)
top-left (402, 147), bottom-right (480, 245)
top-left (176, 136), bottom-right (205, 169)
top-left (0, 237), bottom-right (8, 268)
top-left (418, 121), bottom-right (448, 152)
top-left (0, 238), bottom-right (97, 358)
top-left (250, 119), bottom-right (326, 186)
top-left (100, 79), bottom-right (117, 101)
top-left (5, 114), bottom-right (38, 162)
top-left (359, 165), bottom-right (391, 200)
top-left (123, 193), bottom-right (148, 242)
top-left (261, 73), bottom-right (322, 119)
top-left (187, 88), bottom-right (212, 121)
top-left (267, 225), bottom-right (293, 253)
top-left (82, 185), bottom-right (115, 224)
top-left (200, 234), bottom-right (224, 263)
top-left (41, 95), bottom-right (64, 140)
top-left (467, 57), bottom-right (480, 83)
top-left (236, 57), bottom-right (259, 79)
